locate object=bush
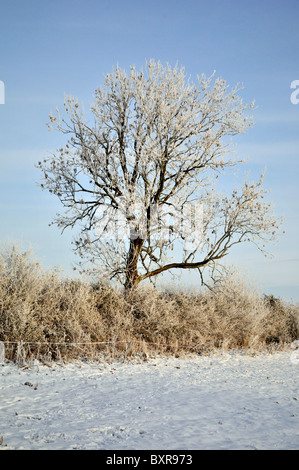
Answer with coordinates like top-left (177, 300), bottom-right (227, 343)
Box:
top-left (0, 245), bottom-right (298, 362)
top-left (0, 245), bottom-right (106, 361)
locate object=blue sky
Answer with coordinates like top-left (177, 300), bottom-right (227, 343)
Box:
top-left (0, 0), bottom-right (298, 301)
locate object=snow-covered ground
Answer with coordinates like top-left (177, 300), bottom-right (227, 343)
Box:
top-left (0, 350), bottom-right (298, 450)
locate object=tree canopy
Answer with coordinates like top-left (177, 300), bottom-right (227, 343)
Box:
top-left (37, 60), bottom-right (282, 290)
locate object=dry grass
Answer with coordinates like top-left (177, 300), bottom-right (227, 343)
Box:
top-left (0, 244), bottom-right (298, 363)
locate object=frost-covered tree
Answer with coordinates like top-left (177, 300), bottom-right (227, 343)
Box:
top-left (37, 60), bottom-right (282, 290)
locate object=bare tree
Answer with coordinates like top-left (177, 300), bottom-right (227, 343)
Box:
top-left (37, 60), bottom-right (282, 291)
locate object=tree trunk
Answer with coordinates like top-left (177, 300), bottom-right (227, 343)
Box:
top-left (124, 238), bottom-right (142, 292)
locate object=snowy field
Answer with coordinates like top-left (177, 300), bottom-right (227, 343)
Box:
top-left (0, 350), bottom-right (298, 450)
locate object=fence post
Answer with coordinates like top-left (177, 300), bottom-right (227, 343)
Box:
top-left (0, 341), bottom-right (5, 363)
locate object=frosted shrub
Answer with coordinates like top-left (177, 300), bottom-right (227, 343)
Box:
top-left (0, 245), bottom-right (298, 361)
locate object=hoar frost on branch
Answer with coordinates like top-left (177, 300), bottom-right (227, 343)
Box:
top-left (37, 60), bottom-right (283, 290)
